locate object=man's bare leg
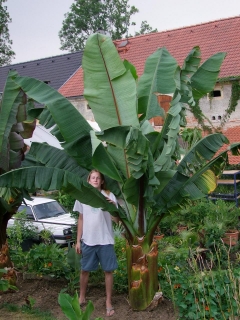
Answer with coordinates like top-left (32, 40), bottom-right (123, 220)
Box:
top-left (105, 271), bottom-right (115, 316)
top-left (79, 270), bottom-right (89, 305)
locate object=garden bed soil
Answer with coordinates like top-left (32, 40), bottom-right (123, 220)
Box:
top-left (0, 273), bottom-right (177, 320)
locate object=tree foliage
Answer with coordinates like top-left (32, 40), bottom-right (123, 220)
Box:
top-left (59, 0), bottom-right (155, 51)
top-left (134, 20), bottom-right (158, 36)
top-left (0, 0), bottom-right (15, 66)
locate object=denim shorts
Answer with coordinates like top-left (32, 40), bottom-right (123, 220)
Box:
top-left (81, 242), bottom-right (118, 272)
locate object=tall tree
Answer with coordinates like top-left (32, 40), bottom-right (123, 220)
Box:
top-left (59, 0), bottom-right (154, 51)
top-left (0, 0), bottom-right (15, 66)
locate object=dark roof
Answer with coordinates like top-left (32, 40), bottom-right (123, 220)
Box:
top-left (0, 51), bottom-right (83, 92)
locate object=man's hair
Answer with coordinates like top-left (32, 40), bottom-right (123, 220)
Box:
top-left (87, 169), bottom-right (108, 191)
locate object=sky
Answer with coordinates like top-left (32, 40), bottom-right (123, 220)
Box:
top-left (6, 0), bottom-right (240, 64)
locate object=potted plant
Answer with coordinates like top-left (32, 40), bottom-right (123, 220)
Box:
top-left (204, 200), bottom-right (239, 247)
top-left (221, 203), bottom-right (239, 246)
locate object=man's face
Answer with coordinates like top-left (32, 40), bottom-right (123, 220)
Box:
top-left (88, 172), bottom-right (103, 190)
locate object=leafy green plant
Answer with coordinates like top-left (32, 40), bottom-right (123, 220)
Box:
top-left (113, 222), bottom-right (125, 238)
top-left (158, 197), bottom-right (221, 236)
top-left (7, 209), bottom-right (38, 245)
top-left (113, 258), bottom-right (128, 293)
top-left (7, 209), bottom-right (38, 268)
top-left (7, 242), bottom-right (26, 270)
top-left (168, 262), bottom-right (240, 319)
top-left (39, 229), bottom-right (55, 245)
top-left (158, 239), bottom-right (240, 319)
top-left (54, 190), bottom-right (75, 212)
top-left (0, 268), bottom-right (17, 291)
top-left (61, 247), bottom-right (81, 295)
top-left (113, 237), bottom-right (128, 293)
top-left (25, 243), bottom-right (70, 278)
top-left (58, 292), bottom-right (103, 320)
top-left (180, 127), bottom-right (203, 151)
top-left (213, 184), bottom-right (236, 195)
top-left (0, 71), bottom-right (37, 274)
top-left (157, 231), bottom-right (200, 272)
top-left (203, 200), bottom-right (239, 235)
top-left (22, 295), bottom-right (36, 311)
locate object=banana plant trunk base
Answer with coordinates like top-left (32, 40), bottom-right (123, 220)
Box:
top-left (0, 243), bottom-right (17, 286)
top-left (126, 238), bottom-right (159, 310)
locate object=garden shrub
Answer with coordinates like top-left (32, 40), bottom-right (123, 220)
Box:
top-left (25, 243), bottom-right (70, 278)
top-left (113, 237), bottom-right (128, 293)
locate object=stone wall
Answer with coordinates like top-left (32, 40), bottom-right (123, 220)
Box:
top-left (186, 83), bottom-right (240, 128)
top-left (68, 96), bottom-right (95, 122)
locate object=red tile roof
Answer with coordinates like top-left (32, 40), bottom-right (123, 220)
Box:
top-left (222, 127), bottom-right (240, 165)
top-left (59, 16), bottom-right (240, 97)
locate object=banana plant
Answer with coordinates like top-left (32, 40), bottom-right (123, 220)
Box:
top-left (0, 34), bottom-right (239, 310)
top-left (0, 71), bottom-right (37, 285)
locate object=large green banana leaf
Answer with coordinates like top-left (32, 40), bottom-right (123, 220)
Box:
top-left (22, 142), bottom-right (89, 177)
top-left (179, 46), bottom-right (201, 105)
top-left (23, 142), bottom-right (121, 197)
top-left (148, 48), bottom-right (226, 172)
top-left (191, 52), bottom-right (226, 100)
top-left (83, 34), bottom-right (139, 130)
top-left (10, 74), bottom-right (121, 180)
top-left (146, 138), bottom-right (240, 237)
top-left (0, 71), bottom-right (36, 172)
top-left (9, 73), bottom-right (124, 185)
top-left (137, 47), bottom-right (177, 120)
top-left (10, 74), bottom-right (93, 170)
top-left (0, 166), bottom-right (116, 213)
top-left (0, 165), bottom-right (135, 233)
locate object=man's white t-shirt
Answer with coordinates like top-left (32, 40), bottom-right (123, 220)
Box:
top-left (73, 190), bottom-right (117, 246)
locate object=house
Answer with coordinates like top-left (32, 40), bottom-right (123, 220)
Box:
top-left (0, 51), bottom-right (83, 93)
top-left (59, 16), bottom-right (240, 130)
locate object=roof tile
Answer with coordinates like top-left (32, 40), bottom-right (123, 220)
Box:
top-left (223, 127), bottom-right (240, 165)
top-left (60, 16), bottom-right (240, 97)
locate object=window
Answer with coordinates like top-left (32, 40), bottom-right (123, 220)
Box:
top-left (208, 89), bottom-right (223, 100)
top-left (18, 205), bottom-right (34, 219)
top-left (211, 115), bottom-right (222, 121)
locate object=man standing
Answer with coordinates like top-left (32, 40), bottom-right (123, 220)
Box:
top-left (74, 169), bottom-right (119, 317)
